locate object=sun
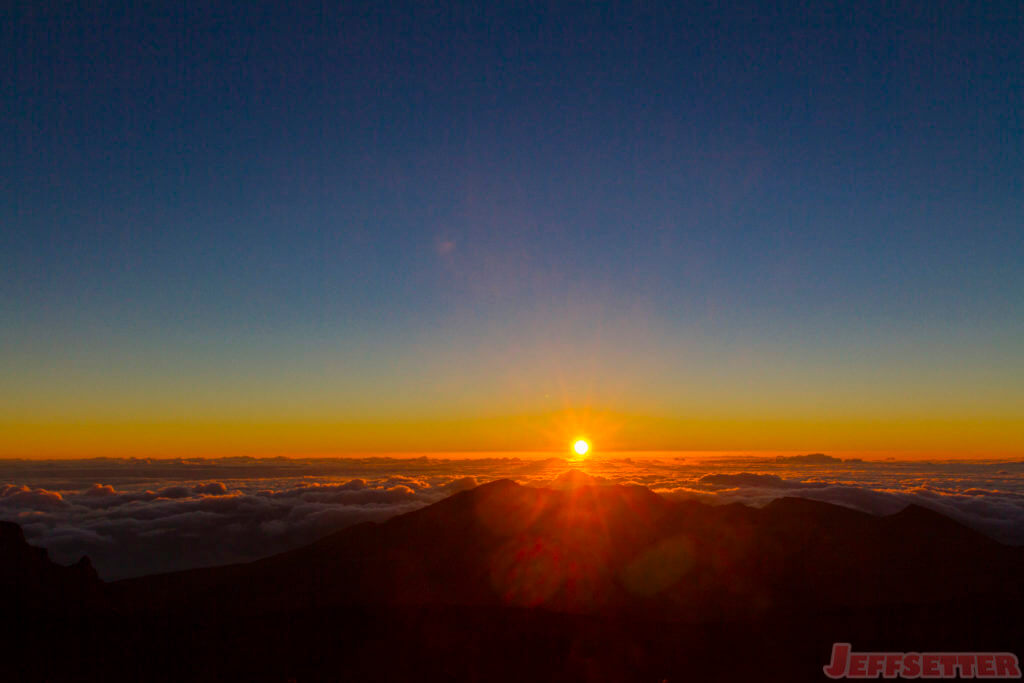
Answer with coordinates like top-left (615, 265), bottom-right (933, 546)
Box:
top-left (572, 439), bottom-right (590, 457)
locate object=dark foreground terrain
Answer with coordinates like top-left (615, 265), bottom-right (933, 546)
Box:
top-left (4, 477), bottom-right (1023, 682)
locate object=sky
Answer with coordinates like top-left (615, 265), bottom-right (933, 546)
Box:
top-left (2, 1), bottom-right (1022, 457)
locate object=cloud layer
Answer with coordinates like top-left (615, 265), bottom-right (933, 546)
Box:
top-left (1, 456), bottom-right (1022, 579)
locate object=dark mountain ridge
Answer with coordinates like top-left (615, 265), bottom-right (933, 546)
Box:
top-left (4, 479), bottom-right (1022, 682)
top-left (0, 520), bottom-right (105, 612)
top-left (109, 479), bottom-right (1023, 617)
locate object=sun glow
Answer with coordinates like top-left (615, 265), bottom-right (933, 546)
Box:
top-left (573, 439), bottom-right (590, 457)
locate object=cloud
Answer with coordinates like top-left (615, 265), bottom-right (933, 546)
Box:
top-left (665, 476), bottom-right (1024, 546)
top-left (547, 470), bottom-right (610, 489)
top-left (1, 456), bottom-right (1022, 579)
top-left (774, 453), bottom-right (846, 465)
top-left (193, 482), bottom-right (229, 495)
top-left (156, 486), bottom-right (191, 499)
top-left (0, 469), bottom-right (496, 579)
top-left (697, 473), bottom-right (809, 489)
top-left (1, 484), bottom-right (66, 509)
top-left (82, 484), bottom-right (117, 497)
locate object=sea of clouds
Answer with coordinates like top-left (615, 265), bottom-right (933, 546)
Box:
top-left (2, 455), bottom-right (1023, 580)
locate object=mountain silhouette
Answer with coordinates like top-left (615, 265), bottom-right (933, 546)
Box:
top-left (0, 520), bottom-right (106, 612)
top-left (5, 480), bottom-right (1023, 682)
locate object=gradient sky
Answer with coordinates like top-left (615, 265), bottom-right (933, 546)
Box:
top-left (3, 1), bottom-right (1022, 457)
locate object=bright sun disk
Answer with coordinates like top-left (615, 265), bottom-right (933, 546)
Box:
top-left (573, 439), bottom-right (590, 456)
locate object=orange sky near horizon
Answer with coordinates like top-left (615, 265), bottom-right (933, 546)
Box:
top-left (2, 410), bottom-right (1021, 460)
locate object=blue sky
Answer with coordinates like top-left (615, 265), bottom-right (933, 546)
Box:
top-left (2, 1), bottom-right (1022, 454)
